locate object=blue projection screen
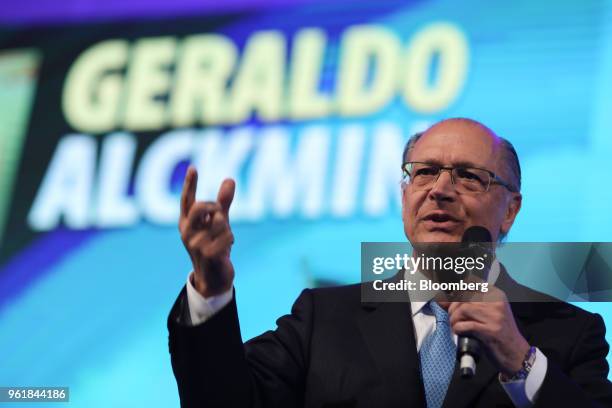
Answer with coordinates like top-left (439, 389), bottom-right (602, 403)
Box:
top-left (0, 0), bottom-right (611, 406)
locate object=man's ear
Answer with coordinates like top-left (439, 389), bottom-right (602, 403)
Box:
top-left (500, 192), bottom-right (522, 236)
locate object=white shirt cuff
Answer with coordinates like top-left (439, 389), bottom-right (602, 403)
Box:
top-left (499, 348), bottom-right (548, 407)
top-left (185, 271), bottom-right (234, 325)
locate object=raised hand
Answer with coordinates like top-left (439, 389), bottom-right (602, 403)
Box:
top-left (179, 166), bottom-right (236, 297)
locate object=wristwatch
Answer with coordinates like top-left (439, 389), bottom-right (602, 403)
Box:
top-left (500, 346), bottom-right (537, 382)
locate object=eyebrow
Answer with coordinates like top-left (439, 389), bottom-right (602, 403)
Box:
top-left (410, 159), bottom-right (484, 168)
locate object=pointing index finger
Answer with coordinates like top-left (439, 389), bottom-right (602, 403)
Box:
top-left (181, 166), bottom-right (198, 218)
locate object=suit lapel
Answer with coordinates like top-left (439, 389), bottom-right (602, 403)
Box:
top-left (441, 350), bottom-right (498, 408)
top-left (358, 300), bottom-right (426, 406)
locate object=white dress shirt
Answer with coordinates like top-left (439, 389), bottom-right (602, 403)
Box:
top-left (184, 261), bottom-right (547, 407)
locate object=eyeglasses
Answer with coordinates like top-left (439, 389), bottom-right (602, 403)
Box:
top-left (401, 161), bottom-right (518, 193)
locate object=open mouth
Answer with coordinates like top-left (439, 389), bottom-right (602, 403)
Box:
top-left (423, 213), bottom-right (459, 223)
top-left (420, 213), bottom-right (462, 232)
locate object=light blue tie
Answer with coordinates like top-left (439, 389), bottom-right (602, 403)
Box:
top-left (419, 301), bottom-right (456, 408)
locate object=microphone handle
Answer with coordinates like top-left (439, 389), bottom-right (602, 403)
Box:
top-left (458, 336), bottom-right (481, 378)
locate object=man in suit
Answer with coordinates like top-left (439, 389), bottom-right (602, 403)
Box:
top-left (168, 118), bottom-right (612, 407)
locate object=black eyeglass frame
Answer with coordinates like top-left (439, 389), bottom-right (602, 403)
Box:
top-left (401, 161), bottom-right (519, 193)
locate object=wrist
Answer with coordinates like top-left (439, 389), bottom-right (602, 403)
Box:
top-left (191, 272), bottom-right (232, 298)
top-left (500, 345), bottom-right (537, 382)
top-left (502, 339), bottom-right (530, 376)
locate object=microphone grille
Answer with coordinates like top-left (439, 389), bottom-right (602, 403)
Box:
top-left (462, 226), bottom-right (492, 243)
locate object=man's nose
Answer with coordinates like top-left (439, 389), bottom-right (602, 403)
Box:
top-left (428, 169), bottom-right (456, 201)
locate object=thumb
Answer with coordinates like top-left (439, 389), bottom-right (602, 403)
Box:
top-left (217, 178), bottom-right (236, 216)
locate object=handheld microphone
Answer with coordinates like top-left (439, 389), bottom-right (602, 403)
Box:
top-left (458, 226), bottom-right (492, 378)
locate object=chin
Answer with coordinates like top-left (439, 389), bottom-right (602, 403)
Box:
top-left (413, 230), bottom-right (462, 243)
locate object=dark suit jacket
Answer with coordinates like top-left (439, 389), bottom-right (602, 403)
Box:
top-left (167, 269), bottom-right (612, 407)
